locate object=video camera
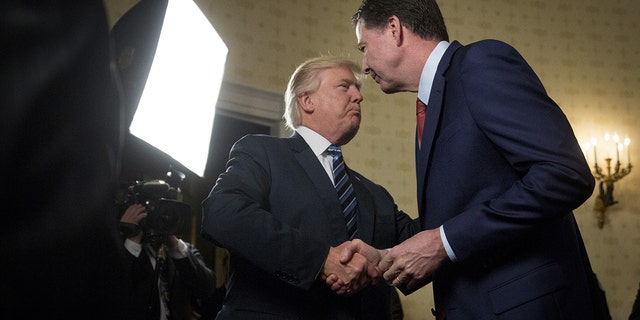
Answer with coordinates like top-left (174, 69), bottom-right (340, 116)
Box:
top-left (119, 179), bottom-right (191, 246)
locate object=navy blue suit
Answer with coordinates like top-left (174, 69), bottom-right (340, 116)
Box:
top-left (202, 133), bottom-right (417, 319)
top-left (418, 40), bottom-right (600, 319)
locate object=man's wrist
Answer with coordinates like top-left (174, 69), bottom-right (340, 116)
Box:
top-left (124, 238), bottom-right (142, 257)
top-left (440, 225), bottom-right (458, 262)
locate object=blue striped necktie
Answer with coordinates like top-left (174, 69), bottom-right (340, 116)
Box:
top-left (326, 145), bottom-right (358, 240)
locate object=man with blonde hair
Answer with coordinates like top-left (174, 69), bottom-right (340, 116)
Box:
top-left (202, 56), bottom-right (416, 319)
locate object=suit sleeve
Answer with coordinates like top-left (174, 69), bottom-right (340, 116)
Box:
top-left (172, 242), bottom-right (217, 299)
top-left (443, 41), bottom-right (595, 262)
top-left (201, 136), bottom-right (329, 290)
top-left (377, 184), bottom-right (419, 243)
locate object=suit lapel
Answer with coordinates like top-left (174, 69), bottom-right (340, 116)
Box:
top-left (289, 133), bottom-right (350, 242)
top-left (416, 41), bottom-right (463, 214)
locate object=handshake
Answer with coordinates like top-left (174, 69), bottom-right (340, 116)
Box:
top-left (320, 229), bottom-right (446, 296)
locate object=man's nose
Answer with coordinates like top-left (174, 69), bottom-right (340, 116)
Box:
top-left (361, 56), bottom-right (370, 75)
top-left (362, 63), bottom-right (371, 75)
top-left (352, 88), bottom-right (363, 103)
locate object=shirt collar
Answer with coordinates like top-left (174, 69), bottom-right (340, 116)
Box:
top-left (418, 41), bottom-right (450, 104)
top-left (296, 126), bottom-right (332, 156)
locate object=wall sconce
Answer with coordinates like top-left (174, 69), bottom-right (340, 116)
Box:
top-left (584, 132), bottom-right (632, 228)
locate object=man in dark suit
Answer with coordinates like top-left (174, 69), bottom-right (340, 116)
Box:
top-left (345, 0), bottom-right (606, 319)
top-left (120, 204), bottom-right (216, 320)
top-left (1, 1), bottom-right (128, 318)
top-left (201, 56), bottom-right (417, 319)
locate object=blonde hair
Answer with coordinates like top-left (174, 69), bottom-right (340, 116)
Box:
top-left (284, 56), bottom-right (363, 131)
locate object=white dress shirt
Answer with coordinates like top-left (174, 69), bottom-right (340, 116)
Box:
top-left (296, 126), bottom-right (338, 185)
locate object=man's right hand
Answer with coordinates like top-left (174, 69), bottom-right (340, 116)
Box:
top-left (339, 239), bottom-right (386, 285)
top-left (120, 204), bottom-right (147, 243)
top-left (322, 240), bottom-right (387, 295)
top-left (321, 241), bottom-right (371, 296)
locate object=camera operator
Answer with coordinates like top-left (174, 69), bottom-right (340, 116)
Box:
top-left (120, 203), bottom-right (216, 320)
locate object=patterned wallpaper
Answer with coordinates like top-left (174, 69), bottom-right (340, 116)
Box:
top-left (104, 0), bottom-right (640, 319)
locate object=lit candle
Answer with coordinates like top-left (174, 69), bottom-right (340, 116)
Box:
top-left (592, 137), bottom-right (598, 164)
top-left (617, 143), bottom-right (622, 163)
top-left (614, 133), bottom-right (620, 162)
top-left (584, 143), bottom-right (591, 163)
top-left (604, 132), bottom-right (611, 158)
top-left (625, 137), bottom-right (631, 164)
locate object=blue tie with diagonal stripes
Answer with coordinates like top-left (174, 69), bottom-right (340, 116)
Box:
top-left (327, 145), bottom-right (358, 240)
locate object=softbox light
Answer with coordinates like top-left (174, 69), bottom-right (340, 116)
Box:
top-left (112, 0), bottom-right (227, 177)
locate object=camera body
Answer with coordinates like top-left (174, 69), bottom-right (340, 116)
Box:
top-left (121, 180), bottom-right (191, 245)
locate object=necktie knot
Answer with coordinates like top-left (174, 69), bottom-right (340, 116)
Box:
top-left (416, 98), bottom-right (427, 146)
top-left (416, 98), bottom-right (427, 115)
top-left (326, 144), bottom-right (342, 157)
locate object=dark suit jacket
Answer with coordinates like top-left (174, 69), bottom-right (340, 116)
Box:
top-left (124, 242), bottom-right (216, 320)
top-left (417, 40), bottom-right (600, 319)
top-left (1, 1), bottom-right (128, 318)
top-left (202, 133), bottom-right (417, 320)
top-left (630, 282), bottom-right (640, 320)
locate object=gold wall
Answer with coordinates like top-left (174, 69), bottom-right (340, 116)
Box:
top-left (105, 0), bottom-right (640, 319)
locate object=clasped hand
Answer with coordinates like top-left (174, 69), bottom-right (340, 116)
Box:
top-left (321, 239), bottom-right (386, 296)
top-left (322, 229), bottom-right (447, 296)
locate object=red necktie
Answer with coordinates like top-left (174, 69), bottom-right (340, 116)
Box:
top-left (416, 98), bottom-right (427, 146)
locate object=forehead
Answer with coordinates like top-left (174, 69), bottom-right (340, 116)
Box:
top-left (317, 66), bottom-right (357, 83)
top-left (356, 21), bottom-right (382, 44)
top-left (355, 20), bottom-right (366, 41)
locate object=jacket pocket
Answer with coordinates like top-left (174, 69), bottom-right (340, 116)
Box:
top-left (488, 262), bottom-right (568, 314)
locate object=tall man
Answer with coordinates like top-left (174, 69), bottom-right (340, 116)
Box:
top-left (202, 56), bottom-right (416, 319)
top-left (1, 1), bottom-right (127, 318)
top-left (346, 0), bottom-right (605, 319)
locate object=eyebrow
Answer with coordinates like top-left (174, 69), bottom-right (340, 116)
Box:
top-left (340, 78), bottom-right (362, 89)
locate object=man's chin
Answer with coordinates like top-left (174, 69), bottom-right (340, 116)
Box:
top-left (338, 127), bottom-right (360, 145)
top-left (378, 83), bottom-right (400, 94)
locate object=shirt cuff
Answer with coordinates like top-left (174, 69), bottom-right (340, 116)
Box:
top-left (169, 239), bottom-right (189, 259)
top-left (440, 225), bottom-right (458, 262)
top-left (124, 238), bottom-right (142, 257)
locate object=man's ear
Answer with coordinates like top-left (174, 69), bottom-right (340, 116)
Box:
top-left (298, 93), bottom-right (314, 113)
top-left (388, 15), bottom-right (403, 46)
